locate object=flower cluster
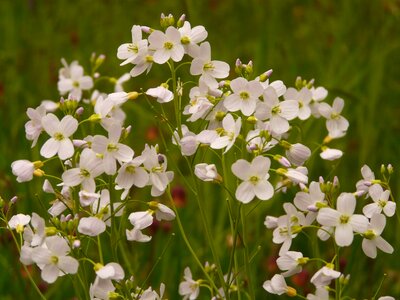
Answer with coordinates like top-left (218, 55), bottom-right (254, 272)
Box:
top-left (3, 12), bottom-right (396, 300)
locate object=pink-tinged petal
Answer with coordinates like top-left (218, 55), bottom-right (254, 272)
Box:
top-left (317, 208), bottom-right (340, 227)
top-left (79, 76), bottom-right (94, 90)
top-left (108, 263), bottom-right (124, 280)
top-left (335, 224), bottom-right (354, 246)
top-left (131, 25), bottom-right (143, 41)
top-left (62, 168), bottom-right (83, 187)
top-left (337, 193), bottom-right (356, 215)
top-left (130, 63), bottom-right (148, 77)
top-left (58, 139), bottom-right (75, 160)
top-left (270, 116), bottom-right (289, 135)
top-left (78, 217), bottom-right (106, 236)
top-left (251, 156), bottom-right (271, 178)
top-left (210, 136), bottom-right (230, 149)
top-left (370, 213), bottom-right (386, 234)
top-left (231, 159), bottom-right (252, 180)
top-left (170, 45), bottom-right (185, 62)
top-left (270, 80), bottom-right (286, 97)
top-left (59, 116), bottom-right (78, 137)
top-left (92, 135), bottom-right (108, 153)
top-left (70, 65), bottom-right (84, 80)
top-left (153, 49), bottom-right (170, 64)
top-left (47, 236), bottom-right (70, 256)
top-left (375, 236), bottom-right (394, 254)
top-left (210, 60), bottom-right (229, 78)
top-left (283, 87), bottom-right (298, 101)
top-left (132, 168), bottom-right (149, 188)
top-left (223, 94), bottom-right (242, 112)
top-left (148, 30), bottom-right (165, 48)
top-left (150, 173), bottom-right (167, 192)
top-left (103, 155), bottom-right (117, 175)
top-left (362, 239), bottom-right (377, 258)
top-left (369, 184), bottom-right (383, 202)
top-left (190, 58), bottom-right (204, 75)
top-left (249, 80), bottom-right (264, 97)
top-left (254, 179), bottom-right (274, 201)
top-left (115, 144), bottom-right (134, 162)
top-left (298, 106), bottom-right (311, 120)
top-left (41, 113), bottom-right (60, 136)
top-left (236, 181), bottom-right (255, 203)
top-left (40, 138), bottom-right (60, 158)
top-left (350, 214), bottom-right (368, 233)
top-left (230, 77), bottom-right (247, 92)
top-left (363, 203), bottom-right (381, 218)
top-left (58, 79), bottom-right (73, 94)
top-left (241, 99), bottom-right (257, 116)
top-left (318, 103), bottom-right (332, 119)
top-left (31, 247), bottom-right (52, 265)
top-left (332, 97), bottom-right (344, 113)
top-left (126, 228), bottom-right (152, 242)
top-left (279, 100), bottom-right (299, 120)
top-left (294, 192), bottom-right (310, 211)
top-left (361, 165), bottom-right (374, 180)
top-left (383, 201), bottom-right (396, 217)
top-left (58, 256), bottom-right (79, 275)
top-left (96, 264), bottom-right (116, 279)
top-left (41, 264), bottom-right (59, 283)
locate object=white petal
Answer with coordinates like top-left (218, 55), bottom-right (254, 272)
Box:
top-left (362, 239), bottom-right (377, 258)
top-left (231, 159), bottom-right (252, 180)
top-left (40, 138), bottom-right (59, 158)
top-left (375, 236), bottom-right (394, 254)
top-left (335, 224), bottom-right (353, 246)
top-left (337, 193), bottom-right (356, 215)
top-left (350, 214), bottom-right (368, 233)
top-left (235, 182), bottom-right (255, 203)
top-left (58, 139), bottom-right (75, 160)
top-left (254, 180), bottom-right (274, 201)
top-left (41, 264), bottom-right (60, 283)
top-left (317, 208), bottom-right (340, 227)
top-left (383, 201), bottom-right (396, 217)
top-left (59, 115), bottom-right (78, 137)
top-left (58, 256), bottom-right (79, 275)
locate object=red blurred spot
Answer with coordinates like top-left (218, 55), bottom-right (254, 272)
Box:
top-left (291, 270), bottom-right (310, 287)
top-left (171, 185), bottom-right (186, 207)
top-left (70, 31), bottom-right (79, 46)
top-left (146, 126), bottom-right (159, 141)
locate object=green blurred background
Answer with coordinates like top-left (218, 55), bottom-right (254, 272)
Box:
top-left (1, 0), bottom-right (400, 299)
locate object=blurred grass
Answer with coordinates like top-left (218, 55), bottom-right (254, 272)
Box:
top-left (1, 0), bottom-right (400, 298)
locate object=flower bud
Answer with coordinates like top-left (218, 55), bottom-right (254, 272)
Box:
top-left (75, 106), bottom-right (84, 116)
top-left (387, 164), bottom-right (394, 174)
top-left (89, 113), bottom-right (101, 123)
top-left (286, 286), bottom-right (297, 297)
top-left (177, 14), bottom-right (186, 28)
top-left (33, 169), bottom-right (45, 177)
top-left (73, 239), bottom-right (81, 249)
top-left (45, 226), bottom-right (58, 236)
top-left (258, 69), bottom-right (273, 82)
top-left (246, 116), bottom-right (258, 124)
top-left (160, 13), bottom-right (175, 29)
top-left (10, 196), bottom-right (18, 204)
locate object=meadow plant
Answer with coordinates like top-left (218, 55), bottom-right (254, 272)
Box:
top-left (2, 13), bottom-right (397, 299)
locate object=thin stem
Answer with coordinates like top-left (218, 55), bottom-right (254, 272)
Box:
top-left (240, 207), bottom-right (255, 300)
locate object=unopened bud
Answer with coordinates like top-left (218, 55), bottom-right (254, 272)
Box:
top-left (381, 164), bottom-right (386, 174)
top-left (128, 91), bottom-right (140, 100)
top-left (323, 135), bottom-right (333, 144)
top-left (246, 116), bottom-right (258, 124)
top-left (387, 164), bottom-right (394, 174)
top-left (10, 196), bottom-right (18, 204)
top-left (258, 69), bottom-right (273, 82)
top-left (274, 155), bottom-right (291, 168)
top-left (89, 113), bottom-right (101, 123)
top-left (33, 161), bottom-right (44, 169)
top-left (160, 13), bottom-right (175, 29)
top-left (286, 286), bottom-right (297, 297)
top-left (45, 226), bottom-right (58, 236)
top-left (215, 111), bottom-right (226, 121)
top-left (177, 14), bottom-right (186, 28)
top-left (141, 26), bottom-right (152, 34)
top-left (33, 169), bottom-right (45, 177)
top-left (73, 239), bottom-right (81, 248)
top-left (333, 176), bottom-right (339, 188)
top-left (108, 292), bottom-right (121, 300)
top-left (75, 107), bottom-right (84, 116)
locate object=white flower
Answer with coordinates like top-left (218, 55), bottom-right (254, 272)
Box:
top-left (317, 193), bottom-right (368, 247)
top-left (310, 265), bottom-right (341, 287)
top-left (172, 125), bottom-right (198, 156)
top-left (285, 143), bottom-right (311, 166)
top-left (284, 87), bottom-right (313, 120)
top-left (363, 184), bottom-right (396, 218)
top-left (362, 213), bottom-right (393, 258)
top-left (210, 114), bottom-right (241, 153)
top-left (117, 25), bottom-right (148, 66)
top-left (78, 217), bottom-right (106, 237)
top-left (58, 60), bottom-right (93, 100)
top-left (231, 156), bottom-right (274, 203)
top-left (264, 216), bottom-right (278, 229)
top-left (276, 251), bottom-right (308, 277)
top-left (277, 167), bottom-right (309, 185)
top-left (306, 286), bottom-right (329, 300)
top-left (149, 201), bottom-right (176, 222)
top-left (139, 283), bottom-right (165, 300)
top-left (23, 213), bottom-right (45, 247)
top-left (319, 97), bottom-right (349, 138)
top-left (190, 42), bottom-right (229, 83)
top-left (90, 262), bottom-right (124, 300)
top-left (255, 87), bottom-right (298, 134)
top-left (62, 148), bottom-right (104, 192)
top-left (263, 274), bottom-right (296, 296)
top-left (31, 236), bottom-right (79, 283)
top-left (92, 189), bottom-right (123, 226)
top-left (320, 147), bottom-right (343, 161)
top-left (9, 214), bottom-right (31, 233)
top-left (146, 84), bottom-right (174, 103)
top-left (114, 73), bottom-right (131, 92)
top-left (25, 105), bottom-right (46, 147)
top-left (194, 163), bottom-right (221, 182)
top-left (129, 48), bottom-right (155, 77)
top-left (223, 78), bottom-right (263, 116)
top-left (179, 267), bottom-right (200, 300)
top-left (356, 164), bottom-right (375, 195)
top-left (115, 156), bottom-right (149, 200)
top-left (141, 145), bottom-right (174, 197)
top-left (40, 113), bottom-right (78, 160)
top-left (92, 124), bottom-right (134, 175)
top-left (11, 160), bottom-right (41, 183)
top-left (148, 27), bottom-right (185, 64)
top-left (178, 21), bottom-right (207, 57)
top-left (78, 190), bottom-right (100, 207)
top-left (294, 181), bottom-right (326, 213)
top-left (126, 211), bottom-right (153, 242)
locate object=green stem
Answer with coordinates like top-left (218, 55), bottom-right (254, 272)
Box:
top-left (240, 207), bottom-right (255, 300)
top-left (166, 187), bottom-right (221, 297)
